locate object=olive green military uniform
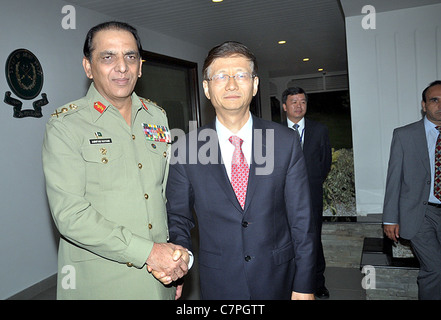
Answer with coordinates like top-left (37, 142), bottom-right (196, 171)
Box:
top-left (42, 83), bottom-right (174, 299)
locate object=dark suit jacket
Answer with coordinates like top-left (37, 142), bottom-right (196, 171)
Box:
top-left (383, 119), bottom-right (430, 240)
top-left (283, 118), bottom-right (332, 216)
top-left (166, 115), bottom-right (317, 300)
top-left (303, 118), bottom-right (332, 215)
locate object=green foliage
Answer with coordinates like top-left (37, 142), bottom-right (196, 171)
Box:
top-left (323, 148), bottom-right (355, 215)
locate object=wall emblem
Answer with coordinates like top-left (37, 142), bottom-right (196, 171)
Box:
top-left (4, 49), bottom-right (48, 118)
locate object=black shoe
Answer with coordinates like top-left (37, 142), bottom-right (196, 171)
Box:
top-left (315, 286), bottom-right (330, 299)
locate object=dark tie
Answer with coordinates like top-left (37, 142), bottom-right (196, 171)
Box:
top-left (292, 123), bottom-right (302, 147)
top-left (229, 136), bottom-right (249, 209)
top-left (434, 126), bottom-right (441, 201)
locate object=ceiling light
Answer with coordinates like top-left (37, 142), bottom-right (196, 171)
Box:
top-left (318, 68), bottom-right (324, 72)
top-left (302, 58), bottom-right (310, 62)
top-left (212, 0), bottom-right (223, 2)
top-left (278, 40), bottom-right (286, 45)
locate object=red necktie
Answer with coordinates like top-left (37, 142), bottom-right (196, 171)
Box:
top-left (229, 136), bottom-right (249, 209)
top-left (434, 126), bottom-right (441, 201)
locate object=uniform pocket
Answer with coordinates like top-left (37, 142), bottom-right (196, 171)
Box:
top-left (81, 144), bottom-right (126, 191)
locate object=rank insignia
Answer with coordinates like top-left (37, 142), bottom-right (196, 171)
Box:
top-left (94, 101), bottom-right (106, 114)
top-left (140, 99), bottom-right (148, 111)
top-left (142, 123), bottom-right (171, 143)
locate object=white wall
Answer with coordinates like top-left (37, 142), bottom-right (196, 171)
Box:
top-left (345, 3), bottom-right (441, 214)
top-left (0, 0), bottom-right (211, 299)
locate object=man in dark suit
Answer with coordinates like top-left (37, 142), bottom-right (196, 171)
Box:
top-left (165, 41), bottom-right (317, 299)
top-left (282, 87), bottom-right (332, 299)
top-left (383, 80), bottom-right (441, 300)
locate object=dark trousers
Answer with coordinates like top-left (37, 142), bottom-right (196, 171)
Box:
top-left (411, 206), bottom-right (441, 300)
top-left (316, 210), bottom-right (326, 289)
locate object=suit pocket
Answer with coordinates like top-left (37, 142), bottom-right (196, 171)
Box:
top-left (199, 249), bottom-right (222, 269)
top-left (272, 242), bottom-right (295, 265)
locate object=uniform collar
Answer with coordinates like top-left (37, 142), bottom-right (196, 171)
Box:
top-left (86, 83), bottom-right (150, 123)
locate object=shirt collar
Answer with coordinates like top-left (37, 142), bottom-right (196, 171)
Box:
top-left (287, 117), bottom-right (305, 131)
top-left (215, 112), bottom-right (253, 143)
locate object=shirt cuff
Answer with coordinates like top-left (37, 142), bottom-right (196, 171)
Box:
top-left (187, 250), bottom-right (194, 270)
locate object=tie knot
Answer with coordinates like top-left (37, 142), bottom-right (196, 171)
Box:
top-left (229, 135), bottom-right (243, 148)
top-left (293, 123), bottom-right (299, 130)
top-left (436, 126), bottom-right (441, 133)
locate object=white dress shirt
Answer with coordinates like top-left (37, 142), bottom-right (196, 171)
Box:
top-left (216, 113), bottom-right (253, 180)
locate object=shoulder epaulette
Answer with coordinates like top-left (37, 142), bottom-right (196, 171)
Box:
top-left (140, 98), bottom-right (166, 115)
top-left (51, 103), bottom-right (79, 118)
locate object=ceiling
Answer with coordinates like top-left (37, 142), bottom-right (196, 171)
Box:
top-left (64, 0), bottom-right (440, 78)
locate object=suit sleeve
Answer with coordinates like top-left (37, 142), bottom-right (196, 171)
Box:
top-left (166, 145), bottom-right (195, 251)
top-left (382, 129), bottom-right (403, 224)
top-left (285, 136), bottom-right (317, 293)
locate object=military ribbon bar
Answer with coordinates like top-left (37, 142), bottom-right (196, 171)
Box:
top-left (142, 123), bottom-right (171, 143)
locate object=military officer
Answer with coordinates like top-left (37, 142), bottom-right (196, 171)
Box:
top-left (42, 21), bottom-right (189, 299)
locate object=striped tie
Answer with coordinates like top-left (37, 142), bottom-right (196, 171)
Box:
top-left (434, 126), bottom-right (441, 201)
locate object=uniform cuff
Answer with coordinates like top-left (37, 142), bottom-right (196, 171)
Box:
top-left (123, 234), bottom-right (154, 268)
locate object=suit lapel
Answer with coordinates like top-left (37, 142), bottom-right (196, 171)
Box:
top-left (203, 120), bottom-right (244, 213)
top-left (412, 119), bottom-right (430, 174)
top-left (302, 118), bottom-right (315, 154)
top-left (243, 116), bottom-right (264, 213)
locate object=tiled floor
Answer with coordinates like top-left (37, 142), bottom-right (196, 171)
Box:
top-left (29, 266), bottom-right (365, 300)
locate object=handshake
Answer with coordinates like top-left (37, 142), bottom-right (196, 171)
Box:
top-left (146, 242), bottom-right (191, 285)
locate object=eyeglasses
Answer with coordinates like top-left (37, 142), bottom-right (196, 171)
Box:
top-left (206, 72), bottom-right (256, 85)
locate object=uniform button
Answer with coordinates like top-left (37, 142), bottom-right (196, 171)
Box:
top-left (138, 163), bottom-right (143, 169)
top-left (126, 262), bottom-right (133, 267)
top-left (144, 193), bottom-right (149, 199)
top-left (132, 134), bottom-right (136, 140)
top-left (148, 223), bottom-right (153, 229)
top-left (101, 157), bottom-right (108, 164)
top-left (163, 151), bottom-right (167, 158)
top-left (242, 221), bottom-right (248, 228)
top-left (244, 255), bottom-right (251, 262)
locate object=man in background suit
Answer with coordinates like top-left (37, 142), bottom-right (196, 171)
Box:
top-left (165, 41), bottom-right (317, 299)
top-left (282, 87), bottom-right (332, 299)
top-left (383, 80), bottom-right (441, 300)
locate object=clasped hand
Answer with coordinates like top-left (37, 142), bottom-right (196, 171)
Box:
top-left (146, 243), bottom-right (190, 285)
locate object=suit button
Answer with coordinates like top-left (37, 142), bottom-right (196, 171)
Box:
top-left (245, 255), bottom-right (251, 262)
top-left (242, 221), bottom-right (248, 228)
top-left (126, 262), bottom-right (133, 267)
top-left (148, 223), bottom-right (153, 229)
top-left (138, 163), bottom-right (143, 169)
top-left (144, 193), bottom-right (149, 199)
